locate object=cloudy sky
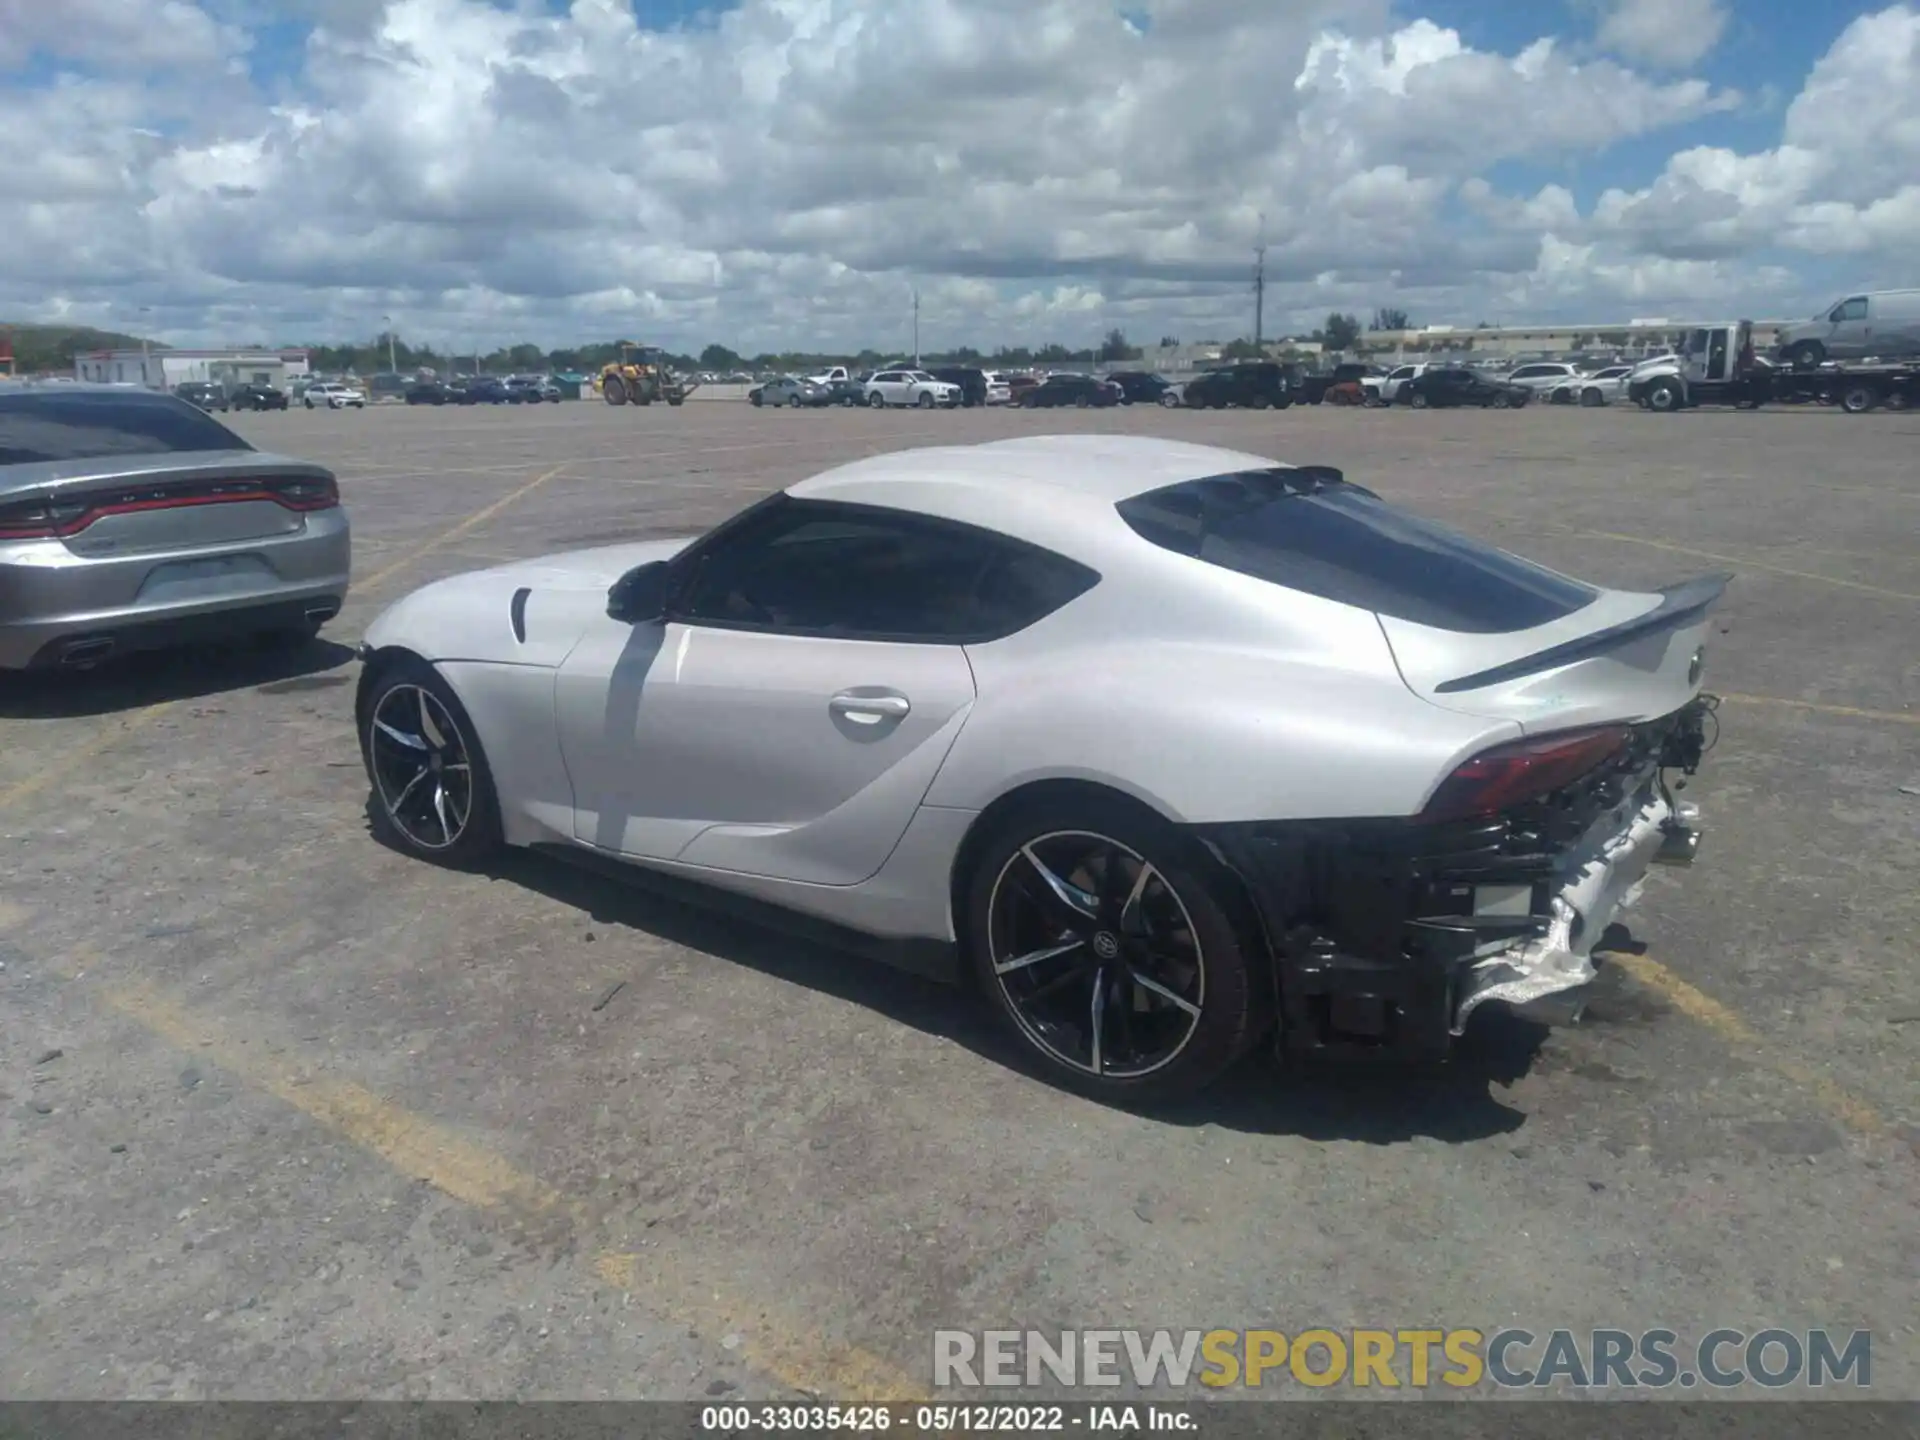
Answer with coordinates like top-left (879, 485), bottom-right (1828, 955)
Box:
top-left (3, 0), bottom-right (1918, 355)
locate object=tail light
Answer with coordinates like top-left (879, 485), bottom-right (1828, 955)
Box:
top-left (0, 496), bottom-right (90, 540)
top-left (1419, 725), bottom-right (1630, 823)
top-left (0, 474), bottom-right (338, 539)
top-left (265, 475), bottom-right (339, 511)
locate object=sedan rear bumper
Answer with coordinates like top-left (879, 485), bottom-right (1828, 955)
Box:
top-left (0, 513), bottom-right (351, 670)
top-left (1196, 696), bottom-right (1715, 1062)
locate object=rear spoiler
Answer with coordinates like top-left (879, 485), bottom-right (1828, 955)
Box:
top-left (1433, 573), bottom-right (1733, 695)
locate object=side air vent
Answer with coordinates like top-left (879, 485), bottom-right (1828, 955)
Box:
top-left (509, 587), bottom-right (531, 644)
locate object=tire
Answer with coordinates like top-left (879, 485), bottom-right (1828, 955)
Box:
top-left (750, 393), bottom-right (762, 406)
top-left (1580, 388), bottom-right (1604, 407)
top-left (1159, 392), bottom-right (1180, 408)
top-left (604, 377), bottom-right (627, 405)
top-left (962, 794), bottom-right (1262, 1102)
top-left (869, 392), bottom-right (886, 409)
top-left (360, 655), bottom-right (503, 869)
top-left (1492, 391), bottom-right (1513, 408)
top-left (789, 393), bottom-right (804, 408)
top-left (1840, 384), bottom-right (1879, 414)
top-left (1786, 341), bottom-right (1825, 371)
top-left (1885, 390), bottom-right (1912, 412)
top-left (917, 392), bottom-right (935, 409)
top-left (1646, 379), bottom-right (1682, 412)
top-left (304, 398), bottom-right (315, 409)
top-left (1408, 391), bottom-right (1429, 410)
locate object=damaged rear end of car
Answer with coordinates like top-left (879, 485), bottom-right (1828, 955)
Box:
top-left (1116, 464), bottom-right (1729, 1062)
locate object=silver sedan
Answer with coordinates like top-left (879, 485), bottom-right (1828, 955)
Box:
top-left (0, 382), bottom-right (351, 670)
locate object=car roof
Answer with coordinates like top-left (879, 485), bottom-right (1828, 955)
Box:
top-left (785, 435), bottom-right (1294, 552)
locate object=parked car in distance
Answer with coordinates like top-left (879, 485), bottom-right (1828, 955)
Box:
top-left (0, 383), bottom-right (350, 670)
top-left (458, 377), bottom-right (511, 405)
top-left (304, 382), bottom-right (367, 410)
top-left (1502, 362), bottom-right (1582, 394)
top-left (505, 376), bottom-right (562, 404)
top-left (1376, 363), bottom-right (1429, 405)
top-left (821, 374), bottom-right (872, 407)
top-left (1398, 367), bottom-right (1532, 409)
top-left (1019, 374), bottom-right (1122, 408)
top-left (752, 377), bottom-right (831, 408)
top-left (1180, 361), bottom-right (1293, 410)
top-left (1776, 289), bottom-right (1920, 369)
top-left (230, 384), bottom-right (288, 411)
top-left (863, 370), bottom-right (961, 409)
top-left (1546, 366), bottom-right (1635, 407)
top-left (1003, 374), bottom-right (1042, 404)
top-left (1106, 371), bottom-right (1173, 406)
top-left (1298, 363), bottom-right (1381, 405)
top-left (980, 371), bottom-right (1013, 405)
top-left (925, 367), bottom-right (992, 408)
top-left (173, 381), bottom-right (230, 413)
top-left (405, 381), bottom-right (456, 406)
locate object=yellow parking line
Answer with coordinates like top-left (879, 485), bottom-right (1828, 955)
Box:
top-left (355, 462), bottom-right (572, 593)
top-left (1719, 693), bottom-right (1920, 726)
top-left (81, 962), bottom-right (924, 1400)
top-left (1601, 950), bottom-right (1888, 1138)
top-left (1559, 527), bottom-right (1920, 603)
top-left (0, 705), bottom-right (178, 811)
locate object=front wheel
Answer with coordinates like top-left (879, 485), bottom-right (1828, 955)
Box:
top-left (917, 392), bottom-right (935, 409)
top-left (360, 656), bottom-right (503, 868)
top-left (965, 798), bottom-right (1262, 1103)
top-left (1409, 391), bottom-right (1429, 409)
top-left (869, 392), bottom-right (886, 409)
top-left (1159, 392), bottom-right (1180, 408)
top-left (1580, 388), bottom-right (1604, 407)
top-left (1646, 380), bottom-right (1682, 412)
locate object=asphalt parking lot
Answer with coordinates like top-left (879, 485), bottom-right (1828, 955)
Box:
top-left (2, 397), bottom-right (1917, 1401)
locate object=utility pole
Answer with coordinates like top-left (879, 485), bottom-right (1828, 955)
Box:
top-left (139, 305), bottom-right (154, 387)
top-left (1252, 213), bottom-right (1267, 356)
top-left (912, 288), bottom-right (921, 367)
top-left (384, 314), bottom-right (397, 374)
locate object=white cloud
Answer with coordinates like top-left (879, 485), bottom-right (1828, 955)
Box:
top-left (0, 0), bottom-right (1913, 352)
top-left (1595, 0), bottom-right (1729, 70)
top-left (1590, 3), bottom-right (1920, 282)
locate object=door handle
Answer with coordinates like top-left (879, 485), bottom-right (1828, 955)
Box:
top-left (830, 691), bottom-right (910, 722)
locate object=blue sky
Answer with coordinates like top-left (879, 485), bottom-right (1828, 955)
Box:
top-left (3, 0), bottom-right (1917, 348)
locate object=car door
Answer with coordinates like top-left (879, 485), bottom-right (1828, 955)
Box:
top-left (554, 500), bottom-right (989, 887)
top-left (869, 370), bottom-right (902, 404)
top-left (1826, 297), bottom-right (1869, 357)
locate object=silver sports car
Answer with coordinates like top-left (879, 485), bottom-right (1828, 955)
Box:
top-left (0, 382), bottom-right (351, 670)
top-left (356, 435), bottom-right (1722, 1100)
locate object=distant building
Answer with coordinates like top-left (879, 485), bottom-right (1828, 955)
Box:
top-left (74, 348), bottom-right (312, 390)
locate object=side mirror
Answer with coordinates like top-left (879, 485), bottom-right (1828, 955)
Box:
top-left (606, 560), bottom-right (672, 625)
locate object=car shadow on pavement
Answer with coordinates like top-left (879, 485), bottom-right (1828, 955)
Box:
top-left (0, 637), bottom-right (357, 719)
top-left (474, 845), bottom-right (1543, 1146)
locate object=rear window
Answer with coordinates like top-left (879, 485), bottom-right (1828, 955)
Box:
top-left (0, 390), bottom-right (253, 466)
top-left (1116, 468), bottom-right (1598, 634)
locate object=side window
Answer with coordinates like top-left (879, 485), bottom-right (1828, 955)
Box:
top-left (1832, 297), bottom-right (1868, 322)
top-left (674, 501), bottom-right (1099, 643)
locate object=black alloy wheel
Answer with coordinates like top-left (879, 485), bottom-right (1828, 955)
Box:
top-left (362, 657), bottom-right (502, 866)
top-left (966, 799), bottom-right (1260, 1101)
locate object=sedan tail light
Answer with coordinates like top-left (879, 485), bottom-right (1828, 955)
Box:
top-left (0, 474), bottom-right (338, 539)
top-left (1418, 725), bottom-right (1631, 823)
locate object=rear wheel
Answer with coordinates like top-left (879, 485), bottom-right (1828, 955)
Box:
top-left (1885, 389), bottom-right (1912, 412)
top-left (604, 377), bottom-right (628, 405)
top-left (1408, 390), bottom-right (1429, 410)
top-left (869, 392), bottom-right (886, 409)
top-left (361, 656), bottom-right (502, 868)
top-left (965, 796), bottom-right (1261, 1103)
top-left (1786, 341), bottom-right (1825, 371)
top-left (1840, 383), bottom-right (1880, 413)
top-left (1580, 388), bottom-right (1604, 407)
